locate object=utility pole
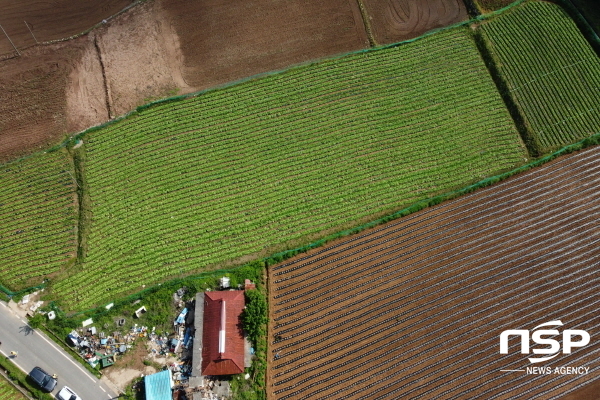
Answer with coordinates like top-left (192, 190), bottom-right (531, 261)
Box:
top-left (0, 24), bottom-right (20, 56)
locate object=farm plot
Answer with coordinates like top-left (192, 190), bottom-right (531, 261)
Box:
top-left (0, 0), bottom-right (131, 56)
top-left (161, 0), bottom-right (369, 90)
top-left (0, 151), bottom-right (77, 291)
top-left (52, 27), bottom-right (526, 309)
top-left (0, 377), bottom-right (27, 400)
top-left (267, 147), bottom-right (600, 400)
top-left (480, 1), bottom-right (600, 153)
top-left (0, 40), bottom-right (90, 162)
top-left (361, 0), bottom-right (468, 45)
top-left (268, 144), bottom-right (600, 399)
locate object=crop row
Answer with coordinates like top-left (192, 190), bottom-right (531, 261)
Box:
top-left (481, 1), bottom-right (600, 153)
top-left (0, 377), bottom-right (26, 400)
top-left (0, 151), bottom-right (77, 290)
top-left (52, 27), bottom-right (527, 308)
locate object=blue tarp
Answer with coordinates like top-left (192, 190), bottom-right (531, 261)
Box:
top-left (145, 370), bottom-right (173, 400)
top-left (175, 308), bottom-right (188, 324)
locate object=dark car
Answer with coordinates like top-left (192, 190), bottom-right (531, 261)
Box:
top-left (29, 367), bottom-right (57, 392)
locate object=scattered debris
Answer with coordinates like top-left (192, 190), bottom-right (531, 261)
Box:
top-left (134, 306), bottom-right (147, 318)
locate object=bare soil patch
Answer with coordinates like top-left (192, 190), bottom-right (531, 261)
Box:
top-left (102, 340), bottom-right (157, 392)
top-left (0, 0), bottom-right (132, 56)
top-left (93, 0), bottom-right (192, 117)
top-left (267, 145), bottom-right (600, 399)
top-left (0, 39), bottom-right (88, 162)
top-left (161, 0), bottom-right (370, 89)
top-left (362, 0), bottom-right (468, 44)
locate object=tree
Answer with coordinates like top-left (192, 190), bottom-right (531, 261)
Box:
top-left (241, 290), bottom-right (268, 347)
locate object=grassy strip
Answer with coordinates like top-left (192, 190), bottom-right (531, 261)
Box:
top-left (0, 369), bottom-right (31, 400)
top-left (0, 149), bottom-right (77, 293)
top-left (0, 357), bottom-right (53, 400)
top-left (355, 0), bottom-right (377, 47)
top-left (263, 132), bottom-right (600, 265)
top-left (474, 0), bottom-right (515, 12)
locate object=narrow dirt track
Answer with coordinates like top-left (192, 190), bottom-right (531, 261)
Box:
top-left (268, 145), bottom-right (600, 400)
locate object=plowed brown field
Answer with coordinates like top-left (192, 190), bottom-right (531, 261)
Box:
top-left (268, 145), bottom-right (600, 400)
top-left (361, 0), bottom-right (468, 44)
top-left (0, 38), bottom-right (90, 160)
top-left (0, 0), bottom-right (132, 56)
top-left (162, 0), bottom-right (369, 89)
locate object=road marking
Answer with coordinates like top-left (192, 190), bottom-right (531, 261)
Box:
top-left (35, 330), bottom-right (96, 383)
top-left (100, 386), bottom-right (106, 393)
top-left (107, 394), bottom-right (111, 399)
top-left (0, 302), bottom-right (6, 307)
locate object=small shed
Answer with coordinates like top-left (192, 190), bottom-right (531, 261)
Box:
top-left (145, 370), bottom-right (173, 400)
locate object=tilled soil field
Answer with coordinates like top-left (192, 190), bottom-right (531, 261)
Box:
top-left (161, 0), bottom-right (369, 89)
top-left (361, 0), bottom-right (468, 45)
top-left (268, 145), bottom-right (600, 400)
top-left (0, 0), bottom-right (132, 56)
top-left (0, 38), bottom-right (90, 161)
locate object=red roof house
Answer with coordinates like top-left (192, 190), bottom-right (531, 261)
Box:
top-left (201, 291), bottom-right (246, 375)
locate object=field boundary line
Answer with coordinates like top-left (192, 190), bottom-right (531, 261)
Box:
top-left (354, 0), bottom-right (376, 47)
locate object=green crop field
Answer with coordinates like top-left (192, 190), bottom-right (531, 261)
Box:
top-left (481, 1), bottom-right (600, 153)
top-left (50, 27), bottom-right (526, 309)
top-left (0, 377), bottom-right (27, 400)
top-left (0, 151), bottom-right (77, 290)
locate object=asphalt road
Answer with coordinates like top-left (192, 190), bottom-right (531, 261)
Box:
top-left (0, 301), bottom-right (118, 400)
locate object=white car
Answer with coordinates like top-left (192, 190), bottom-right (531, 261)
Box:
top-left (57, 386), bottom-right (82, 400)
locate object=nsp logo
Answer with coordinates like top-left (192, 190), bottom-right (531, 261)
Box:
top-left (499, 320), bottom-right (590, 363)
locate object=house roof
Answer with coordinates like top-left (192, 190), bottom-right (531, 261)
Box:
top-left (201, 290), bottom-right (246, 375)
top-left (145, 370), bottom-right (173, 400)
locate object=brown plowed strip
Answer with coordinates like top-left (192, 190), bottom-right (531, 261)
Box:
top-left (362, 0), bottom-right (468, 45)
top-left (267, 145), bottom-right (600, 400)
top-left (0, 0), bottom-right (131, 55)
top-left (161, 0), bottom-right (370, 90)
top-left (0, 39), bottom-right (88, 162)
